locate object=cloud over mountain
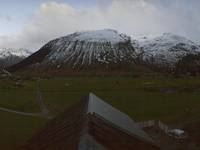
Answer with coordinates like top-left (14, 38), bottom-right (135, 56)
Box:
top-left (0, 0), bottom-right (200, 51)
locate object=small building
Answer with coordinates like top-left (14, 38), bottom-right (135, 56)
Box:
top-left (23, 93), bottom-right (161, 150)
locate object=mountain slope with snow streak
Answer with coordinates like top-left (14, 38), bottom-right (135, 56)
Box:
top-left (137, 33), bottom-right (200, 68)
top-left (8, 29), bottom-right (137, 71)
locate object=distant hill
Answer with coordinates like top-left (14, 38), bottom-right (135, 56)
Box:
top-left (136, 33), bottom-right (200, 71)
top-left (7, 30), bottom-right (200, 75)
top-left (8, 29), bottom-right (138, 72)
top-left (0, 48), bottom-right (31, 68)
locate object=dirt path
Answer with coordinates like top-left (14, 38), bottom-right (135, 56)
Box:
top-left (0, 107), bottom-right (50, 119)
top-left (36, 89), bottom-right (51, 115)
top-left (0, 80), bottom-right (53, 119)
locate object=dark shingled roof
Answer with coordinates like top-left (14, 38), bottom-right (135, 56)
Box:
top-left (22, 93), bottom-right (161, 150)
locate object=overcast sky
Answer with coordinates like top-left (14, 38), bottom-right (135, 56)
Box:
top-left (0, 0), bottom-right (200, 51)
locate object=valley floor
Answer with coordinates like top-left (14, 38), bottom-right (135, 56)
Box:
top-left (0, 75), bottom-right (200, 149)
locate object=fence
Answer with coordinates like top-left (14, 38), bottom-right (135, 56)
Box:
top-left (136, 120), bottom-right (155, 128)
top-left (137, 120), bottom-right (188, 140)
top-left (137, 120), bottom-right (170, 134)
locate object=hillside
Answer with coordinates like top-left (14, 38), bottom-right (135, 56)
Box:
top-left (8, 29), bottom-right (137, 72)
top-left (137, 33), bottom-right (200, 69)
top-left (7, 31), bottom-right (200, 74)
top-left (0, 48), bottom-right (31, 68)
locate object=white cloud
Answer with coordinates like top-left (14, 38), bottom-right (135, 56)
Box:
top-left (0, 0), bottom-right (200, 51)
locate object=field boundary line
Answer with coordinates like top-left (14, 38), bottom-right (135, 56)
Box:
top-left (0, 107), bottom-right (50, 119)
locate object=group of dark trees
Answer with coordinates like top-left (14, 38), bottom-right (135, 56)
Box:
top-left (175, 53), bottom-right (200, 75)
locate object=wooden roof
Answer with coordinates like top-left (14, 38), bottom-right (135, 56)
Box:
top-left (22, 93), bottom-right (161, 150)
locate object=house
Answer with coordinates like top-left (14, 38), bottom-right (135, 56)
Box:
top-left (23, 93), bottom-right (161, 150)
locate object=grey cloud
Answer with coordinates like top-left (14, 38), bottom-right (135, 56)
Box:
top-left (0, 0), bottom-right (200, 51)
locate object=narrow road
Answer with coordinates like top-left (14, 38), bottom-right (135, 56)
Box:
top-left (0, 80), bottom-right (53, 119)
top-left (0, 107), bottom-right (51, 119)
top-left (36, 89), bottom-right (51, 115)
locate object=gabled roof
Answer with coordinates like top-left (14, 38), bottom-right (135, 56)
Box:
top-left (87, 93), bottom-right (154, 144)
top-left (23, 93), bottom-right (160, 150)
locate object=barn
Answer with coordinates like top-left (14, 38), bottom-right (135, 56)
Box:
top-left (23, 93), bottom-right (161, 150)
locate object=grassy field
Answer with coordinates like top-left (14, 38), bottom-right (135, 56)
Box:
top-left (1, 75), bottom-right (200, 149)
top-left (0, 111), bottom-right (46, 150)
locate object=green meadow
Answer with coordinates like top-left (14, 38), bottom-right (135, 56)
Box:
top-left (1, 75), bottom-right (200, 149)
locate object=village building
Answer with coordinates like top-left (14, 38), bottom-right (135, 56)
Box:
top-left (23, 93), bottom-right (161, 150)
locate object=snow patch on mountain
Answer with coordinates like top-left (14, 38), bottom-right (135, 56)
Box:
top-left (40, 29), bottom-right (135, 67)
top-left (137, 33), bottom-right (200, 67)
top-left (72, 29), bottom-right (129, 44)
top-left (0, 48), bottom-right (31, 67)
top-left (0, 48), bottom-right (31, 58)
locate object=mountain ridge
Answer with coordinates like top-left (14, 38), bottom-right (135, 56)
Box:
top-left (136, 33), bottom-right (200, 69)
top-left (0, 48), bottom-right (31, 68)
top-left (7, 30), bottom-right (200, 74)
top-left (8, 29), bottom-right (137, 72)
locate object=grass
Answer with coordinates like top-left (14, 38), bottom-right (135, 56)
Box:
top-left (0, 79), bottom-right (40, 112)
top-left (39, 76), bottom-right (200, 121)
top-left (0, 111), bottom-right (46, 150)
top-left (0, 75), bottom-right (200, 149)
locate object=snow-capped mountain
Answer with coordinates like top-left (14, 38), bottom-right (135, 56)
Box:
top-left (8, 29), bottom-right (137, 71)
top-left (137, 33), bottom-right (200, 68)
top-left (8, 30), bottom-right (200, 73)
top-left (43, 29), bottom-right (137, 67)
top-left (0, 48), bottom-right (31, 67)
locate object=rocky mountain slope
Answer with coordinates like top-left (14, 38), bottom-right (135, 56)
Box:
top-left (0, 48), bottom-right (31, 67)
top-left (8, 29), bottom-right (137, 72)
top-left (7, 30), bottom-right (200, 74)
top-left (136, 33), bottom-right (200, 69)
